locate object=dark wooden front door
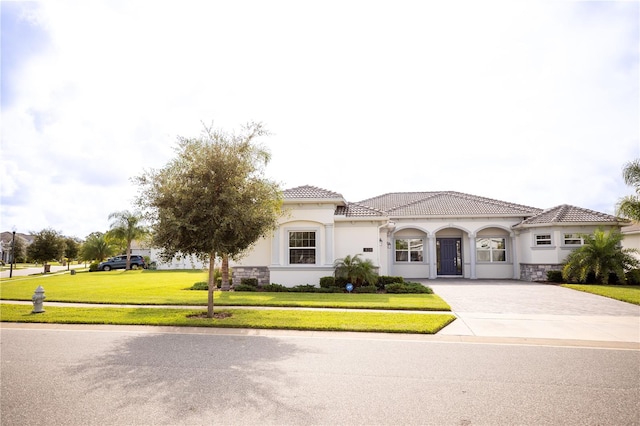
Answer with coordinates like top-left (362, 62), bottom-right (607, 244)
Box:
top-left (437, 238), bottom-right (462, 275)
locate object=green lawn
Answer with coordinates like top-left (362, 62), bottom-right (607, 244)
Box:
top-left (0, 269), bottom-right (451, 311)
top-left (0, 304), bottom-right (456, 334)
top-left (561, 284), bottom-right (640, 305)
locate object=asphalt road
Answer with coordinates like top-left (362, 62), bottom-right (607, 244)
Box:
top-left (2, 325), bottom-right (638, 425)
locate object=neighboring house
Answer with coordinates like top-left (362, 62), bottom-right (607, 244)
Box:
top-left (622, 223), bottom-right (640, 262)
top-left (0, 232), bottom-right (33, 263)
top-left (230, 185), bottom-right (628, 286)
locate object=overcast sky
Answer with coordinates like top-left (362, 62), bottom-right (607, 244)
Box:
top-left (1, 1), bottom-right (638, 239)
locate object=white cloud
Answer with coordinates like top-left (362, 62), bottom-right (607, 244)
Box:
top-left (1, 0), bottom-right (638, 238)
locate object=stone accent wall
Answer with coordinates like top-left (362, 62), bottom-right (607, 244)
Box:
top-left (232, 266), bottom-right (270, 287)
top-left (520, 263), bottom-right (563, 282)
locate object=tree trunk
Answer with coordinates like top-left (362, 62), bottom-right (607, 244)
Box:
top-left (207, 252), bottom-right (216, 318)
top-left (126, 241), bottom-right (131, 270)
top-left (221, 253), bottom-right (230, 291)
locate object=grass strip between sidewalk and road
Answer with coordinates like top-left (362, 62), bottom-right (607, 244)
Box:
top-left (561, 284), bottom-right (640, 305)
top-left (0, 304), bottom-right (456, 334)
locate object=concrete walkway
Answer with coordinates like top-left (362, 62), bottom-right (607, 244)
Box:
top-left (425, 279), bottom-right (640, 344)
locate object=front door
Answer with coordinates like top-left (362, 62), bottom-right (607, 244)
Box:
top-left (437, 238), bottom-right (462, 275)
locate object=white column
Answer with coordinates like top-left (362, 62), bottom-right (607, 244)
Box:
top-left (511, 232), bottom-right (519, 279)
top-left (324, 224), bottom-right (334, 266)
top-left (469, 233), bottom-right (477, 280)
top-left (428, 234), bottom-right (437, 279)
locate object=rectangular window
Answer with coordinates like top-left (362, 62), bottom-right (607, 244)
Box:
top-left (289, 231), bottom-right (316, 264)
top-left (476, 237), bottom-right (506, 262)
top-left (395, 238), bottom-right (423, 262)
top-left (563, 233), bottom-right (584, 245)
top-left (535, 234), bottom-right (552, 246)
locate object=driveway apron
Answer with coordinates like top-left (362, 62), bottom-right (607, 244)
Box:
top-left (424, 279), bottom-right (640, 343)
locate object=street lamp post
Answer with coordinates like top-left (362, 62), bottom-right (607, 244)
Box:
top-left (9, 231), bottom-right (16, 278)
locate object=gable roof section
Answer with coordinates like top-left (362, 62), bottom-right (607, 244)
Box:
top-left (354, 191), bottom-right (541, 217)
top-left (517, 204), bottom-right (626, 226)
top-left (283, 185), bottom-right (346, 204)
top-left (335, 203), bottom-right (386, 217)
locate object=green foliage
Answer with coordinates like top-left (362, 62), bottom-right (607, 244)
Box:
top-left (106, 210), bottom-right (149, 270)
top-left (546, 270), bottom-right (564, 283)
top-left (63, 237), bottom-right (80, 261)
top-left (26, 229), bottom-right (66, 266)
top-left (241, 278), bottom-right (259, 287)
top-left (354, 285), bottom-right (378, 293)
top-left (261, 283), bottom-right (288, 292)
top-left (385, 282), bottom-right (433, 294)
top-left (290, 284), bottom-right (318, 292)
top-left (626, 269), bottom-right (640, 285)
top-left (376, 275), bottom-right (404, 290)
top-left (334, 254), bottom-right (378, 287)
top-left (616, 159), bottom-right (640, 222)
top-left (188, 281), bottom-right (209, 290)
top-left (234, 284), bottom-right (258, 292)
top-left (562, 228), bottom-right (640, 284)
top-left (319, 276), bottom-right (336, 288)
top-left (89, 262), bottom-right (99, 272)
top-left (80, 233), bottom-right (116, 262)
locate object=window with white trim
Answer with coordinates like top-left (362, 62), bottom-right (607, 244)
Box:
top-left (563, 233), bottom-right (584, 246)
top-left (289, 231), bottom-right (316, 264)
top-left (535, 234), bottom-right (552, 246)
top-left (395, 238), bottom-right (424, 262)
top-left (476, 237), bottom-right (506, 262)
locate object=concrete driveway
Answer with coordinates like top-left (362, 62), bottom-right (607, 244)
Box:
top-left (425, 279), bottom-right (640, 344)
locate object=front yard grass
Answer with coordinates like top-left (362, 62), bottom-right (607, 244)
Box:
top-left (0, 304), bottom-right (456, 334)
top-left (0, 270), bottom-right (450, 311)
top-left (561, 284), bottom-right (640, 305)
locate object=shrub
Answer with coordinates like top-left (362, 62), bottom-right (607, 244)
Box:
top-left (316, 287), bottom-right (345, 293)
top-left (334, 277), bottom-right (349, 287)
top-left (626, 269), bottom-right (640, 285)
top-left (261, 283), bottom-right (288, 292)
top-left (234, 284), bottom-right (258, 292)
top-left (385, 282), bottom-right (432, 294)
top-left (89, 262), bottom-right (99, 272)
top-left (546, 270), bottom-right (563, 283)
top-left (187, 281), bottom-right (209, 290)
top-left (290, 284), bottom-right (318, 293)
top-left (241, 278), bottom-right (259, 287)
top-left (354, 285), bottom-right (377, 293)
top-left (319, 276), bottom-right (335, 288)
top-left (377, 276), bottom-right (404, 285)
top-left (148, 261), bottom-right (157, 270)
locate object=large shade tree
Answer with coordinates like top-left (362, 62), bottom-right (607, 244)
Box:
top-left (106, 210), bottom-right (149, 270)
top-left (27, 229), bottom-right (66, 273)
top-left (562, 228), bottom-right (639, 284)
top-left (616, 158), bottom-right (640, 222)
top-left (135, 122), bottom-right (282, 317)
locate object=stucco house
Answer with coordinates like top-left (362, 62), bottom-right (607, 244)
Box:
top-left (230, 185), bottom-right (628, 287)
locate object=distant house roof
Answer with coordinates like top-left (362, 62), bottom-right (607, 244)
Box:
top-left (283, 185), bottom-right (345, 201)
top-left (353, 191), bottom-right (541, 217)
top-left (621, 222), bottom-right (640, 234)
top-left (517, 204), bottom-right (625, 226)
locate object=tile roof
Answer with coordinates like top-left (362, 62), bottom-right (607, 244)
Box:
top-left (335, 203), bottom-right (385, 217)
top-left (283, 185), bottom-right (344, 200)
top-left (519, 204), bottom-right (623, 225)
top-left (354, 191), bottom-right (541, 217)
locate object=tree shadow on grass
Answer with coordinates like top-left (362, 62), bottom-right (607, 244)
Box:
top-left (65, 330), bottom-right (322, 424)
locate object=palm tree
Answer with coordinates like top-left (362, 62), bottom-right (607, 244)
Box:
top-left (334, 254), bottom-right (378, 287)
top-left (616, 158), bottom-right (640, 222)
top-left (80, 233), bottom-right (116, 262)
top-left (562, 228), bottom-right (639, 284)
top-left (107, 210), bottom-right (149, 270)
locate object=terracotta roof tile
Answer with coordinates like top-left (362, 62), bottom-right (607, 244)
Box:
top-left (520, 204), bottom-right (623, 225)
top-left (283, 185), bottom-right (344, 200)
top-left (356, 191), bottom-right (540, 216)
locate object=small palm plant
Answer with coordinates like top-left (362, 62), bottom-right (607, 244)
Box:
top-left (334, 254), bottom-right (378, 287)
top-left (562, 228), bottom-right (639, 284)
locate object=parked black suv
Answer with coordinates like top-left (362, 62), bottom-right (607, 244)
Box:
top-left (98, 255), bottom-right (146, 271)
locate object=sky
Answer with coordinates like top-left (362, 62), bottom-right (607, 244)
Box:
top-left (1, 0), bottom-right (638, 240)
